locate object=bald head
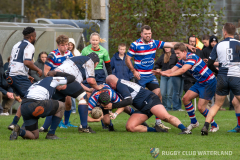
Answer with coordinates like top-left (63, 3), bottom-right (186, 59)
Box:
top-left (106, 75), bottom-right (118, 89)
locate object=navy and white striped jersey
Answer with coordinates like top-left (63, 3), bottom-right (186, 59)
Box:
top-left (25, 77), bottom-right (67, 100)
top-left (56, 56), bottom-right (95, 83)
top-left (115, 79), bottom-right (153, 110)
top-left (209, 37), bottom-right (240, 77)
top-left (9, 39), bottom-right (35, 76)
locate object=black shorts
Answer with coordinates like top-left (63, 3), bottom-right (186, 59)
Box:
top-left (21, 99), bottom-right (59, 131)
top-left (52, 81), bottom-right (85, 102)
top-left (216, 75), bottom-right (240, 96)
top-left (134, 94), bottom-right (161, 118)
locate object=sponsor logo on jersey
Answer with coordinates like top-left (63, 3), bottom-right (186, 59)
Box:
top-left (141, 58), bottom-right (154, 67)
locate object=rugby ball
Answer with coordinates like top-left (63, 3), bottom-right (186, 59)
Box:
top-left (91, 107), bottom-right (103, 119)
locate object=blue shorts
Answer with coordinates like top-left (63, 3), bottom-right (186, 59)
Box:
top-left (9, 75), bottom-right (32, 97)
top-left (82, 69), bottom-right (106, 88)
top-left (135, 75), bottom-right (159, 91)
top-left (189, 78), bottom-right (217, 100)
top-left (216, 75), bottom-right (240, 96)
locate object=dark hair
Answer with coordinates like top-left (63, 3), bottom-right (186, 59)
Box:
top-left (22, 27), bottom-right (35, 36)
top-left (223, 23), bottom-right (236, 36)
top-left (98, 91), bottom-right (110, 105)
top-left (87, 52), bottom-right (99, 63)
top-left (38, 51), bottom-right (48, 58)
top-left (141, 25), bottom-right (151, 32)
top-left (56, 35), bottom-right (69, 45)
top-left (202, 35), bottom-right (210, 40)
top-left (174, 43), bottom-right (188, 52)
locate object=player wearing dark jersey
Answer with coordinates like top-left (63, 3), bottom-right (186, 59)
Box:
top-left (9, 72), bottom-right (75, 140)
top-left (201, 23), bottom-right (240, 135)
top-left (7, 27), bottom-right (43, 131)
top-left (105, 75), bottom-right (191, 134)
top-left (153, 43), bottom-right (218, 133)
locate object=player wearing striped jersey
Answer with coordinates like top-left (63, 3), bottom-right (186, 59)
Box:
top-left (126, 25), bottom-right (196, 130)
top-left (202, 23), bottom-right (240, 135)
top-left (153, 43), bottom-right (219, 133)
top-left (7, 27), bottom-right (43, 131)
top-left (9, 72), bottom-right (75, 140)
top-left (105, 75), bottom-right (191, 134)
top-left (87, 84), bottom-right (137, 131)
top-left (41, 35), bottom-right (74, 130)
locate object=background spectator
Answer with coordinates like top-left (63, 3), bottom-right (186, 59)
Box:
top-left (29, 52), bottom-right (47, 83)
top-left (202, 35), bottom-right (210, 49)
top-left (3, 56), bottom-right (10, 73)
top-left (68, 38), bottom-right (81, 56)
top-left (202, 35), bottom-right (218, 65)
top-left (110, 43), bottom-right (133, 81)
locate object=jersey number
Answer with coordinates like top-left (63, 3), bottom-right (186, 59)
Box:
top-left (226, 48), bottom-right (233, 61)
top-left (13, 48), bottom-right (20, 60)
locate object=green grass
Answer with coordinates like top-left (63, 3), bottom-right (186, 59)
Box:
top-left (0, 110), bottom-right (239, 160)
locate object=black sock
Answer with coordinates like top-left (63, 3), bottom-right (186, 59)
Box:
top-left (204, 122), bottom-right (210, 130)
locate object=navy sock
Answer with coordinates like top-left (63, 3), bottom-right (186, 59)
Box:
top-left (19, 129), bottom-right (26, 137)
top-left (48, 116), bottom-right (62, 135)
top-left (64, 110), bottom-right (71, 125)
top-left (109, 120), bottom-right (113, 127)
top-left (178, 124), bottom-right (186, 131)
top-left (12, 116), bottom-right (20, 125)
top-left (42, 116), bottom-right (53, 129)
top-left (147, 127), bottom-right (157, 132)
top-left (78, 105), bottom-right (88, 128)
top-left (101, 120), bottom-right (105, 127)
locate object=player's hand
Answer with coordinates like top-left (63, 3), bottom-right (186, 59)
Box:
top-left (6, 92), bottom-right (14, 99)
top-left (133, 70), bottom-right (141, 80)
top-left (161, 72), bottom-right (171, 77)
top-left (28, 76), bottom-right (34, 83)
top-left (186, 44), bottom-right (197, 52)
top-left (203, 58), bottom-right (208, 64)
top-left (37, 69), bottom-right (42, 77)
top-left (152, 70), bottom-right (161, 75)
top-left (87, 88), bottom-right (94, 93)
top-left (96, 114), bottom-right (104, 121)
top-left (110, 112), bottom-right (118, 120)
top-left (102, 103), bottom-right (113, 110)
top-left (15, 95), bottom-right (22, 102)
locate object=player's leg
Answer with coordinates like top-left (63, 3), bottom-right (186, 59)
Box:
top-left (150, 104), bottom-right (191, 134)
top-left (228, 96), bottom-right (240, 132)
top-left (102, 109), bottom-right (114, 131)
top-left (182, 89), bottom-right (199, 129)
top-left (46, 101), bottom-right (65, 139)
top-left (146, 77), bottom-right (170, 130)
top-left (125, 113), bottom-right (150, 132)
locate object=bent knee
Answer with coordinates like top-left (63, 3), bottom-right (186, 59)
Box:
top-left (126, 124), bottom-right (135, 132)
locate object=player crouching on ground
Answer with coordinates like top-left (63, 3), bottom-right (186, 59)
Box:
top-left (152, 43), bottom-right (219, 133)
top-left (87, 84), bottom-right (138, 131)
top-left (10, 72), bottom-right (75, 140)
top-left (105, 75), bottom-right (191, 134)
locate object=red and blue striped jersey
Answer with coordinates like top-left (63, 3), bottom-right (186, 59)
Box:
top-left (45, 49), bottom-right (73, 70)
top-left (88, 84), bottom-right (120, 110)
top-left (127, 38), bottom-right (165, 77)
top-left (176, 52), bottom-right (215, 83)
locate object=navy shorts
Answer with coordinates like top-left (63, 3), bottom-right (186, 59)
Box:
top-left (134, 93), bottom-right (161, 118)
top-left (189, 78), bottom-right (217, 100)
top-left (52, 81), bottom-right (85, 102)
top-left (135, 75), bottom-right (159, 91)
top-left (82, 69), bottom-right (106, 88)
top-left (21, 99), bottom-right (59, 131)
top-left (216, 75), bottom-right (240, 96)
top-left (9, 75), bottom-right (32, 97)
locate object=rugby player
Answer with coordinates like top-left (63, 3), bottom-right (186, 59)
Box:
top-left (7, 27), bottom-right (42, 130)
top-left (9, 72), bottom-right (75, 140)
top-left (105, 75), bottom-right (191, 134)
top-left (201, 23), bottom-right (240, 135)
top-left (125, 25), bottom-right (196, 130)
top-left (153, 43), bottom-right (219, 133)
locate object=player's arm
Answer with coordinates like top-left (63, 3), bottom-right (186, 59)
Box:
top-left (163, 64), bottom-right (191, 77)
top-left (152, 66), bottom-right (179, 75)
top-left (103, 51), bottom-right (112, 75)
top-left (163, 42), bottom-right (196, 52)
top-left (87, 110), bottom-right (103, 122)
top-left (208, 45), bottom-right (218, 74)
top-left (44, 53), bottom-right (55, 76)
top-left (81, 83), bottom-right (93, 93)
top-left (44, 64), bottom-right (51, 77)
top-left (126, 43), bottom-right (140, 80)
top-left (24, 60), bottom-right (42, 77)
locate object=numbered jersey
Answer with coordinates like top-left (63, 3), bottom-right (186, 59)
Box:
top-left (9, 40), bottom-right (35, 76)
top-left (25, 77), bottom-right (67, 100)
top-left (209, 37), bottom-right (240, 77)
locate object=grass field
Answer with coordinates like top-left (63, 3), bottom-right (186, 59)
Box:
top-left (0, 110), bottom-right (238, 160)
